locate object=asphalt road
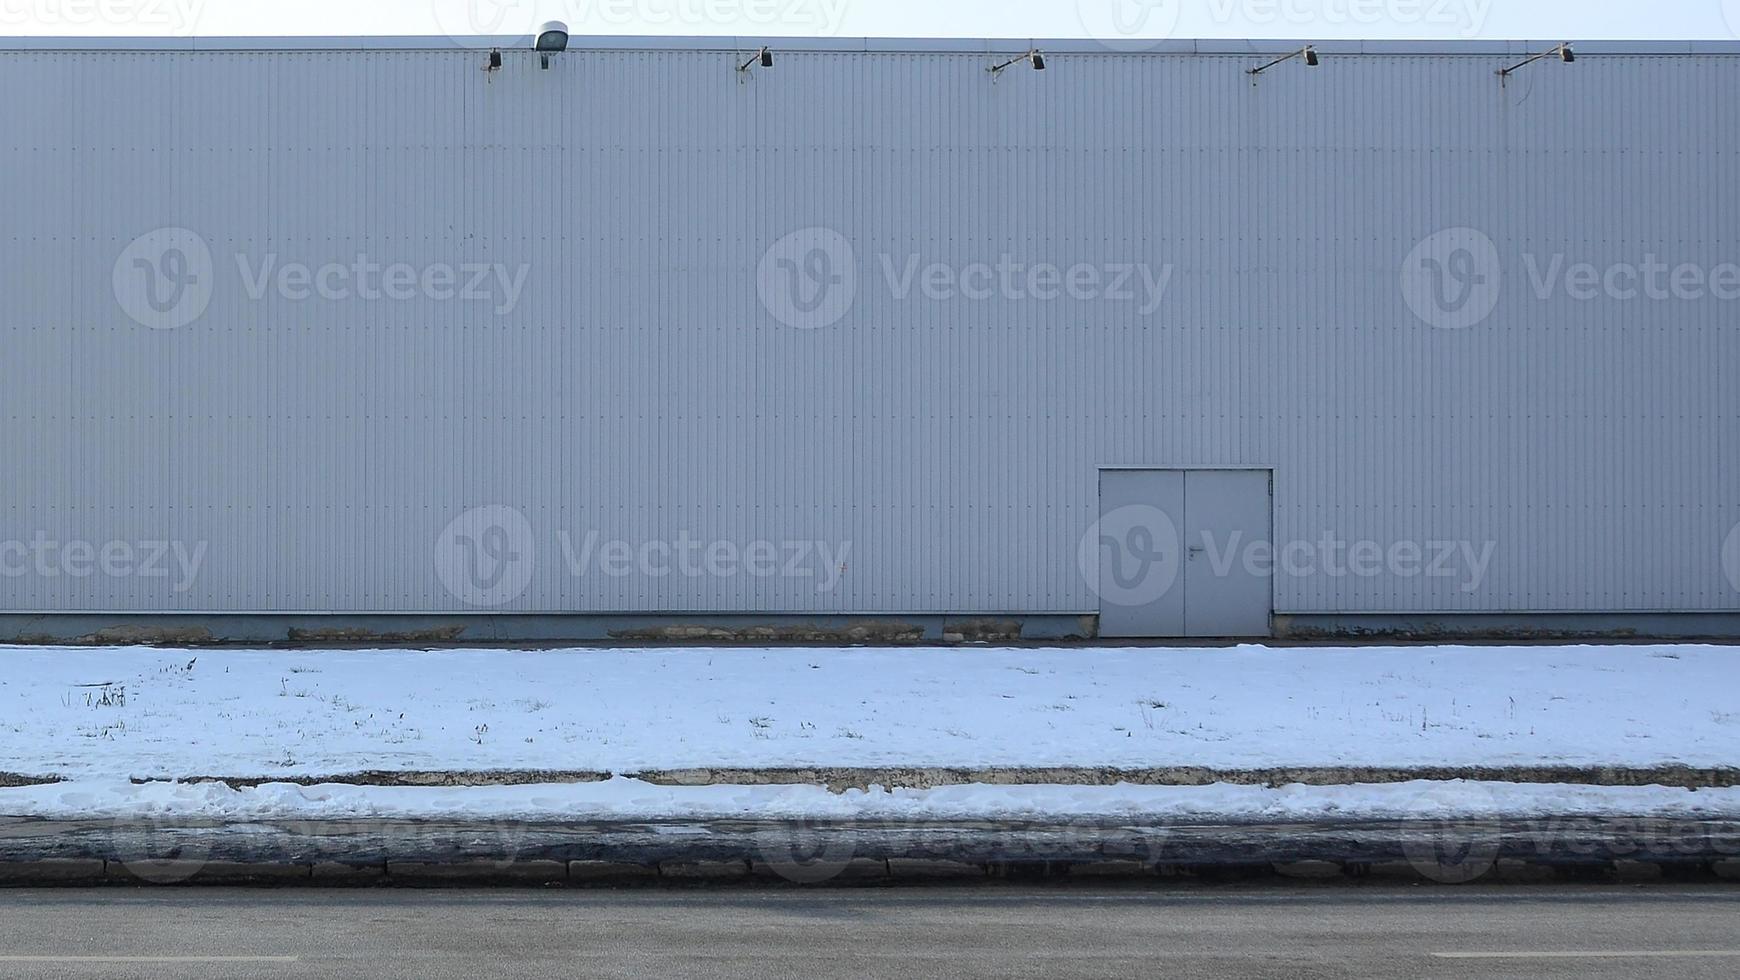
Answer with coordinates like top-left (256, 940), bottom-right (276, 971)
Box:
top-left (0, 885), bottom-right (1736, 979)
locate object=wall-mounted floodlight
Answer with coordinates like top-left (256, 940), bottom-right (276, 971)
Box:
top-left (1498, 43), bottom-right (1574, 79)
top-left (738, 46), bottom-right (773, 73)
top-left (989, 49), bottom-right (1045, 75)
top-left (535, 20), bottom-right (568, 70)
top-left (1248, 45), bottom-right (1318, 76)
top-left (483, 48), bottom-right (502, 81)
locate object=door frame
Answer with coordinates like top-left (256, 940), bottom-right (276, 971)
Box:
top-left (1095, 465), bottom-right (1277, 638)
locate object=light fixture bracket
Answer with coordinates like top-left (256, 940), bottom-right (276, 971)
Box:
top-left (1498, 43), bottom-right (1575, 79)
top-left (738, 46), bottom-right (773, 74)
top-left (989, 49), bottom-right (1046, 75)
top-left (1248, 46), bottom-right (1319, 77)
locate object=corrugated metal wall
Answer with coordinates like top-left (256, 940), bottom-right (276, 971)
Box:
top-left (2, 43), bottom-right (1736, 614)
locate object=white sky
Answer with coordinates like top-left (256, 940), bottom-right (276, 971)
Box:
top-left (1, 0), bottom-right (1735, 40)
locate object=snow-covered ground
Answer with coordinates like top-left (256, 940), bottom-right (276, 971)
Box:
top-left (6, 776), bottom-right (1740, 823)
top-left (1, 643), bottom-right (1734, 778)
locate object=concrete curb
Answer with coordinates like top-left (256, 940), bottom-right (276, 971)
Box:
top-left (1, 816), bottom-right (1735, 887)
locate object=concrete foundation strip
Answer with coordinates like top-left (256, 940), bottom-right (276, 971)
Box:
top-left (0, 818), bottom-right (1735, 887)
top-left (2, 767), bottom-right (1737, 885)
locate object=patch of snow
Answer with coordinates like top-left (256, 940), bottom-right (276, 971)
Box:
top-left (0, 644), bottom-right (1733, 779)
top-left (3, 777), bottom-right (1738, 823)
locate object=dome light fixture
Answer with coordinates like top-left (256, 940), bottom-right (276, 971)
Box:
top-left (535, 20), bottom-right (569, 70)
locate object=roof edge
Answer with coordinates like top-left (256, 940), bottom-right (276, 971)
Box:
top-left (1, 36), bottom-right (1737, 56)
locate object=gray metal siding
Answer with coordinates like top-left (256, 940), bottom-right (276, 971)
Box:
top-left (1, 44), bottom-right (1736, 614)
